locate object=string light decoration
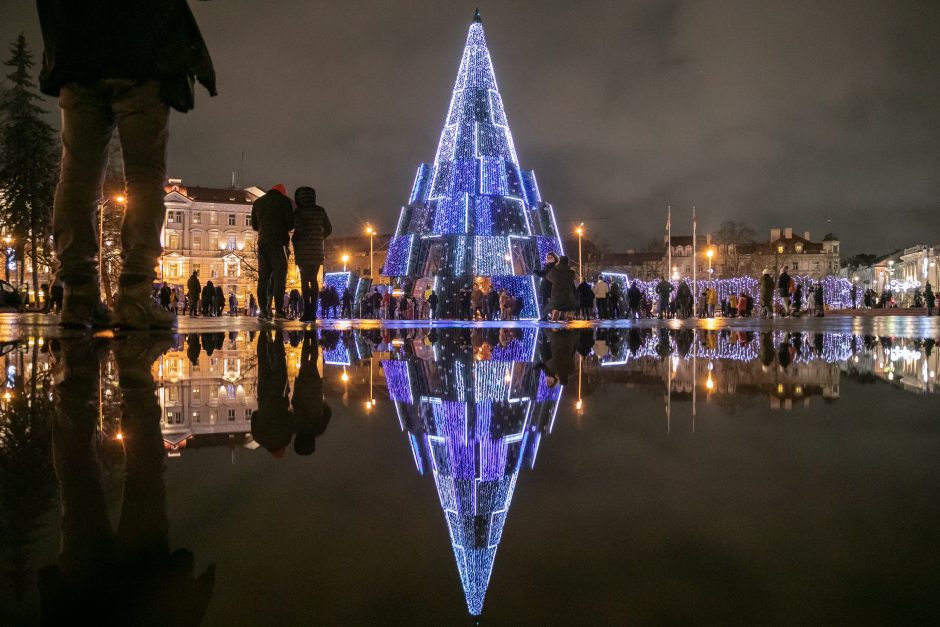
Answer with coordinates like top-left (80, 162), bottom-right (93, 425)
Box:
top-left (383, 11), bottom-right (563, 319)
top-left (385, 325), bottom-right (561, 616)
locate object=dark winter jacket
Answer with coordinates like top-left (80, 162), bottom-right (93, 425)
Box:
top-left (535, 261), bottom-right (557, 300)
top-left (36, 0), bottom-right (216, 109)
top-left (546, 263), bottom-right (577, 311)
top-left (186, 272), bottom-right (200, 297)
top-left (292, 196), bottom-right (332, 267)
top-left (251, 189), bottom-right (294, 247)
top-left (760, 274), bottom-right (775, 306)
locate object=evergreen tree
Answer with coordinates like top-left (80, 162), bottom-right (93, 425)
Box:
top-left (0, 34), bottom-right (58, 302)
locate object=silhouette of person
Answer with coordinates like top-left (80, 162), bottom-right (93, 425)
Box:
top-left (250, 329), bottom-right (293, 457)
top-left (41, 335), bottom-right (215, 625)
top-left (291, 332), bottom-right (332, 456)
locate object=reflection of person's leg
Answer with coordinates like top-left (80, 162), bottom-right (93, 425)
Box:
top-left (51, 338), bottom-right (113, 574)
top-left (54, 84), bottom-right (115, 326)
top-left (114, 338), bottom-right (170, 561)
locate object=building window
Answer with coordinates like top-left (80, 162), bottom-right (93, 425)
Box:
top-left (225, 258), bottom-right (240, 278)
top-left (167, 210), bottom-right (184, 224)
top-left (192, 212), bottom-right (201, 225)
top-left (226, 234), bottom-right (237, 250)
top-left (245, 408), bottom-right (252, 420)
top-left (228, 213), bottom-right (237, 226)
top-left (795, 243), bottom-right (803, 253)
top-left (209, 212), bottom-right (218, 225)
top-left (208, 232), bottom-right (219, 251)
top-left (777, 245), bottom-right (785, 254)
top-left (192, 385), bottom-right (201, 400)
top-left (228, 409), bottom-right (236, 422)
top-left (193, 410), bottom-right (201, 423)
top-left (192, 263), bottom-right (201, 277)
top-left (244, 214), bottom-right (252, 227)
top-left (168, 233), bottom-right (181, 249)
top-left (192, 234), bottom-right (202, 250)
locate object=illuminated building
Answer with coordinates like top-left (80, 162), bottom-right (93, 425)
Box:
top-left (384, 11), bottom-right (564, 318)
top-left (385, 327), bottom-right (561, 615)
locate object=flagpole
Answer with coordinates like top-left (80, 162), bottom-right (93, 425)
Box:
top-left (692, 205), bottom-right (697, 315)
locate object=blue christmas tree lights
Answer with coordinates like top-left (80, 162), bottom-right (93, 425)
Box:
top-left (384, 10), bottom-right (564, 318)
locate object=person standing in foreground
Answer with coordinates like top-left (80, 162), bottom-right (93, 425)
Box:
top-left (291, 186), bottom-right (331, 322)
top-left (760, 269), bottom-right (774, 319)
top-left (38, 0), bottom-right (216, 329)
top-left (251, 184), bottom-right (294, 320)
top-left (778, 266), bottom-right (792, 317)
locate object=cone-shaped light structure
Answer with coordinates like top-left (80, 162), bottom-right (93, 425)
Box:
top-left (383, 11), bottom-right (565, 319)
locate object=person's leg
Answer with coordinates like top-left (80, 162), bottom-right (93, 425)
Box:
top-left (111, 80), bottom-right (175, 328)
top-left (53, 83), bottom-right (116, 327)
top-left (271, 246), bottom-right (289, 317)
top-left (257, 246), bottom-right (273, 317)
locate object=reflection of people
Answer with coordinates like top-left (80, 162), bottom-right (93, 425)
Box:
top-left (540, 330), bottom-right (578, 386)
top-left (292, 332), bottom-right (332, 456)
top-left (41, 336), bottom-right (215, 624)
top-left (251, 329), bottom-right (293, 457)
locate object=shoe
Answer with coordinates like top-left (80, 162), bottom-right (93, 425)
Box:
top-left (59, 283), bottom-right (112, 329)
top-left (273, 310), bottom-right (290, 321)
top-left (113, 282), bottom-right (177, 330)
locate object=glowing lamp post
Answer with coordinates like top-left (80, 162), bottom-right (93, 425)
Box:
top-left (706, 248), bottom-right (714, 277)
top-left (575, 223), bottom-right (585, 280)
top-left (342, 254), bottom-right (350, 272)
top-left (365, 224), bottom-right (375, 282)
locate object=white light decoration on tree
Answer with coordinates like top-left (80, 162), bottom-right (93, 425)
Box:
top-left (383, 10), bottom-right (564, 318)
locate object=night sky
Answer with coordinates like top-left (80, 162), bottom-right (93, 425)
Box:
top-left (3, 1), bottom-right (939, 255)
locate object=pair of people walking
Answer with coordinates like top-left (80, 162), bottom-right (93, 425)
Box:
top-left (252, 185), bottom-right (331, 322)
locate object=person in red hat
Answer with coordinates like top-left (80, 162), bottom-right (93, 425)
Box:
top-left (250, 184), bottom-right (294, 320)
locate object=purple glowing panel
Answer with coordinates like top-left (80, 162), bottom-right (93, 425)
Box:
top-left (521, 170), bottom-right (541, 205)
top-left (473, 362), bottom-right (511, 402)
top-left (384, 235), bottom-right (414, 276)
top-left (473, 196), bottom-right (495, 236)
top-left (479, 156), bottom-right (508, 196)
top-left (472, 237), bottom-right (512, 276)
top-left (490, 328), bottom-right (537, 362)
top-left (382, 360), bottom-right (413, 404)
top-left (410, 163), bottom-right (433, 205)
top-left (536, 236), bottom-right (561, 264)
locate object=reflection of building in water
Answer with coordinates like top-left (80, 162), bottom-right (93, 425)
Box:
top-left (384, 328), bottom-right (560, 615)
top-left (155, 333), bottom-right (258, 455)
top-left (848, 339), bottom-right (939, 395)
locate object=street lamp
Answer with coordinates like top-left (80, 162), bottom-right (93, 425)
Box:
top-left (575, 223), bottom-right (584, 280)
top-left (100, 194), bottom-right (126, 299)
top-left (365, 224), bottom-right (375, 282)
top-left (706, 247), bottom-right (714, 277)
top-left (341, 253), bottom-right (349, 272)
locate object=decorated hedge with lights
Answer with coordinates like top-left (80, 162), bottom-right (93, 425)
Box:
top-left (383, 11), bottom-right (564, 319)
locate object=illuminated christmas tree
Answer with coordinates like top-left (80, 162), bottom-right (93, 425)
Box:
top-left (383, 10), bottom-right (564, 318)
top-left (384, 328), bottom-right (562, 615)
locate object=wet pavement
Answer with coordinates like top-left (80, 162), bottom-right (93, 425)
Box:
top-left (1, 320), bottom-right (938, 625)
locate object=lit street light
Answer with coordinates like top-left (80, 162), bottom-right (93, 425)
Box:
top-left (706, 247), bottom-right (714, 277)
top-left (365, 224), bottom-right (375, 282)
top-left (342, 253), bottom-right (350, 272)
top-left (575, 223), bottom-right (584, 280)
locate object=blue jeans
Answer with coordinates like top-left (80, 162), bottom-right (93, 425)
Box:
top-left (54, 79), bottom-right (169, 287)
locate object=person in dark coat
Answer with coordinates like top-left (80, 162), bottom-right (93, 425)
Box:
top-left (252, 184), bottom-right (295, 320)
top-left (576, 279), bottom-right (595, 319)
top-left (186, 270), bottom-right (201, 316)
top-left (533, 252), bottom-right (558, 321)
top-left (428, 290), bottom-right (439, 319)
top-left (38, 0), bottom-right (215, 330)
top-left (290, 186), bottom-right (331, 322)
top-left (341, 289), bottom-right (352, 318)
top-left (760, 269), bottom-right (774, 318)
top-left (292, 332), bottom-right (332, 456)
top-left (159, 283), bottom-right (171, 310)
top-left (814, 281), bottom-right (825, 317)
top-left (201, 280), bottom-right (214, 316)
top-left (627, 282), bottom-right (642, 319)
top-left (546, 255), bottom-right (577, 321)
top-left (655, 278), bottom-right (673, 319)
top-left (926, 282), bottom-right (935, 316)
top-left (214, 285), bottom-right (224, 316)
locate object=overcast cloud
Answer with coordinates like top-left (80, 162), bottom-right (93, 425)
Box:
top-left (2, 0), bottom-right (938, 254)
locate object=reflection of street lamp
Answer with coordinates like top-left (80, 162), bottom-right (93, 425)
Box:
top-left (341, 253), bottom-right (349, 272)
top-left (100, 194), bottom-right (126, 298)
top-left (575, 223), bottom-right (584, 280)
